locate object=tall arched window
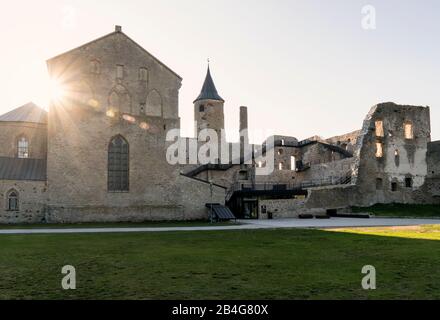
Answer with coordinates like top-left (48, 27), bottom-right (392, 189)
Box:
top-left (7, 190), bottom-right (19, 211)
top-left (17, 137), bottom-right (29, 158)
top-left (108, 135), bottom-right (129, 192)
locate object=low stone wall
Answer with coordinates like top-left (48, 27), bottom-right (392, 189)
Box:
top-left (305, 184), bottom-right (358, 210)
top-left (46, 205), bottom-right (184, 223)
top-left (259, 198), bottom-right (326, 219)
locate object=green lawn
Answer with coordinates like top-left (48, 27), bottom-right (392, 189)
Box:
top-left (0, 220), bottom-right (237, 229)
top-left (352, 203), bottom-right (440, 218)
top-left (1, 226), bottom-right (439, 300)
top-left (327, 224), bottom-right (440, 241)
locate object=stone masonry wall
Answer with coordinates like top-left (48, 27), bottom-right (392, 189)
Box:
top-left (0, 180), bottom-right (47, 223)
top-left (0, 122), bottom-right (47, 159)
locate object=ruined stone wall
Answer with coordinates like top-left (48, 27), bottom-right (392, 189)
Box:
top-left (0, 122), bottom-right (47, 159)
top-left (297, 158), bottom-right (355, 182)
top-left (0, 180), bottom-right (47, 223)
top-left (259, 198), bottom-right (325, 219)
top-left (424, 141), bottom-right (440, 199)
top-left (302, 143), bottom-right (345, 165)
top-left (355, 103), bottom-right (431, 206)
top-left (427, 141), bottom-right (440, 178)
top-left (326, 130), bottom-right (361, 154)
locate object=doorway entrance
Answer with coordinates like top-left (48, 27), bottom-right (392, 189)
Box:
top-left (242, 199), bottom-right (259, 219)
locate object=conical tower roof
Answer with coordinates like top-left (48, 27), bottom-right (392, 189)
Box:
top-left (194, 66), bottom-right (224, 103)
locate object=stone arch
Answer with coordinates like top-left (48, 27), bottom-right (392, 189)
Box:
top-left (145, 89), bottom-right (163, 117)
top-left (108, 85), bottom-right (132, 114)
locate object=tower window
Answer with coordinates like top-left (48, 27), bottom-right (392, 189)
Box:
top-left (108, 135), bottom-right (129, 192)
top-left (278, 162), bottom-right (284, 170)
top-left (375, 120), bottom-right (384, 137)
top-left (199, 105), bottom-right (205, 112)
top-left (116, 65), bottom-right (124, 79)
top-left (404, 122), bottom-right (414, 139)
top-left (7, 190), bottom-right (19, 211)
top-left (391, 182), bottom-right (398, 192)
top-left (17, 137), bottom-right (29, 158)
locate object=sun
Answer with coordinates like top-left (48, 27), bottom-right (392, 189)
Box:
top-left (49, 78), bottom-right (67, 103)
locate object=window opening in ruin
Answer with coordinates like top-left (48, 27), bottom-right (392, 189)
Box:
top-left (277, 149), bottom-right (283, 155)
top-left (375, 142), bottom-right (383, 158)
top-left (199, 105), bottom-right (205, 112)
top-left (404, 122), bottom-right (414, 139)
top-left (278, 162), bottom-right (283, 170)
top-left (291, 156), bottom-right (296, 171)
top-left (391, 182), bottom-right (398, 192)
top-left (281, 139), bottom-right (285, 146)
top-left (405, 177), bottom-right (413, 188)
top-left (375, 120), bottom-right (384, 137)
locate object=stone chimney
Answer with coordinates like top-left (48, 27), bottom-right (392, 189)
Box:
top-left (115, 25), bottom-right (122, 32)
top-left (240, 106), bottom-right (249, 163)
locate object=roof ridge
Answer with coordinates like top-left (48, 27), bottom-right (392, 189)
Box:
top-left (46, 27), bottom-right (182, 80)
top-left (0, 102), bottom-right (47, 124)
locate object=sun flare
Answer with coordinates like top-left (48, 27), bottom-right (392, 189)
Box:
top-left (49, 78), bottom-right (67, 103)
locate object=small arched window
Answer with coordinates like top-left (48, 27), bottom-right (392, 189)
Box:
top-left (108, 136), bottom-right (129, 192)
top-left (17, 137), bottom-right (29, 158)
top-left (7, 190), bottom-right (19, 211)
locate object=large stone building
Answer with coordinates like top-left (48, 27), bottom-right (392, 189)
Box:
top-left (0, 26), bottom-right (225, 224)
top-left (0, 26), bottom-right (439, 223)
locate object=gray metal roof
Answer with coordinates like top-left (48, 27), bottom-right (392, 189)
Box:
top-left (0, 102), bottom-right (47, 124)
top-left (194, 66), bottom-right (225, 103)
top-left (0, 157), bottom-right (47, 181)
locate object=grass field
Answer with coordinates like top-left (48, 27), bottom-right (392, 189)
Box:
top-left (352, 203), bottom-right (440, 217)
top-left (0, 220), bottom-right (237, 229)
top-left (0, 226), bottom-right (439, 300)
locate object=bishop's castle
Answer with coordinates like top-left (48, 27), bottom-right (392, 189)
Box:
top-left (0, 26), bottom-right (439, 223)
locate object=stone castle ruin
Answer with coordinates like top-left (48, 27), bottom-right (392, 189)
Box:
top-left (0, 26), bottom-right (438, 223)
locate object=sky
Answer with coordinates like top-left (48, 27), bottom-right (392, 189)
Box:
top-left (0, 0), bottom-right (439, 142)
